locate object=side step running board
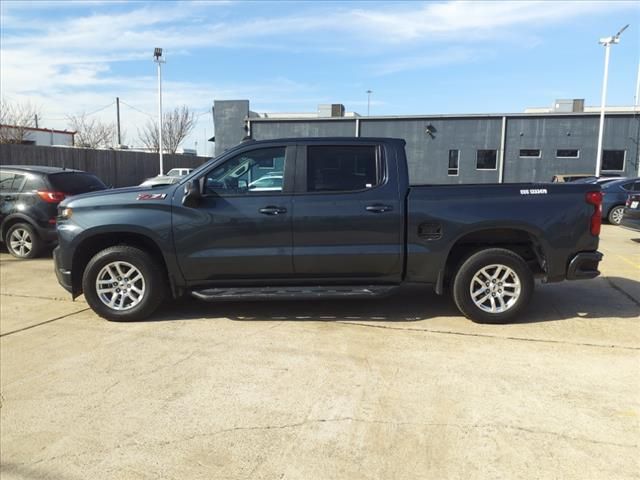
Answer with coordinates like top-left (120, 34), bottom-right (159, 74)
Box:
top-left (191, 285), bottom-right (398, 302)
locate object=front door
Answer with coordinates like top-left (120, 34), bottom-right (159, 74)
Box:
top-left (172, 145), bottom-right (295, 282)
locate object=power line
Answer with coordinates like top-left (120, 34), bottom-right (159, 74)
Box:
top-left (119, 100), bottom-right (155, 119)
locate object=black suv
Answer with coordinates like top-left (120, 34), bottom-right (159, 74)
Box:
top-left (1, 166), bottom-right (106, 259)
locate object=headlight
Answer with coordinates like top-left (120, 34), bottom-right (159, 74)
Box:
top-left (59, 207), bottom-right (73, 220)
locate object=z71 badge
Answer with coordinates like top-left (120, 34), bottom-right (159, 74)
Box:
top-left (520, 188), bottom-right (548, 195)
top-left (137, 193), bottom-right (167, 200)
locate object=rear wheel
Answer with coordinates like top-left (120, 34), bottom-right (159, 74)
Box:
top-left (5, 223), bottom-right (41, 259)
top-left (82, 245), bottom-right (166, 321)
top-left (452, 248), bottom-right (534, 324)
top-left (608, 205), bottom-right (624, 225)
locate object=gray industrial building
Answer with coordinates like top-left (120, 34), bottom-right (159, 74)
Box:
top-left (212, 99), bottom-right (639, 184)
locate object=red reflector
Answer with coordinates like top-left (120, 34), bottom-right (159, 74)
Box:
top-left (37, 190), bottom-right (66, 203)
top-left (48, 218), bottom-right (57, 224)
top-left (585, 191), bottom-right (602, 236)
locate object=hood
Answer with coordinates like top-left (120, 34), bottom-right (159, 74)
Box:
top-left (60, 184), bottom-right (179, 208)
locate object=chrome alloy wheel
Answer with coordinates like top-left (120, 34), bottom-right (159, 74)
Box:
top-left (9, 228), bottom-right (33, 257)
top-left (95, 261), bottom-right (145, 311)
top-left (470, 264), bottom-right (521, 314)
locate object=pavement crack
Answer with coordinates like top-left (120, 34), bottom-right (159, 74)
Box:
top-left (0, 292), bottom-right (77, 303)
top-left (604, 277), bottom-right (640, 308)
top-left (333, 321), bottom-right (640, 350)
top-left (0, 308), bottom-right (91, 337)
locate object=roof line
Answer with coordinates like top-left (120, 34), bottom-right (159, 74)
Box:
top-left (0, 124), bottom-right (77, 135)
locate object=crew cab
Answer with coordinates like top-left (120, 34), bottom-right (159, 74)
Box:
top-left (53, 138), bottom-right (603, 323)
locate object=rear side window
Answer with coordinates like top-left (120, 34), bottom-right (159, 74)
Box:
top-left (22, 175), bottom-right (47, 191)
top-left (307, 145), bottom-right (379, 192)
top-left (48, 173), bottom-right (106, 194)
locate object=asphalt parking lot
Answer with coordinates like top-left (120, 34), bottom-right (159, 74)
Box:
top-left (1, 225), bottom-right (638, 480)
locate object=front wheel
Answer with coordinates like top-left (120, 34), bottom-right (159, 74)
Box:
top-left (82, 245), bottom-right (166, 321)
top-left (452, 248), bottom-right (534, 324)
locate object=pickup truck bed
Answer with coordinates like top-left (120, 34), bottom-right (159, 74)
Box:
top-left (54, 137), bottom-right (603, 323)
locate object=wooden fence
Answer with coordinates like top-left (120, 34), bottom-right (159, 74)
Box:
top-left (0, 144), bottom-right (210, 187)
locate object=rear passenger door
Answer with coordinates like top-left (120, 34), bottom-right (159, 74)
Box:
top-left (0, 171), bottom-right (26, 227)
top-left (291, 143), bottom-right (404, 282)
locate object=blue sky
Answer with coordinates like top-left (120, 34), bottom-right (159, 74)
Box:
top-left (1, 0), bottom-right (639, 155)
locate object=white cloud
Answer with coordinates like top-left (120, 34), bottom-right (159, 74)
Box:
top-left (1, 0), bottom-right (637, 154)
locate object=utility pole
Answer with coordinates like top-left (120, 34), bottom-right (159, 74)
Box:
top-left (153, 48), bottom-right (165, 174)
top-left (116, 97), bottom-right (121, 146)
top-left (34, 114), bottom-right (38, 128)
top-left (366, 90), bottom-right (372, 116)
top-left (595, 25), bottom-right (628, 177)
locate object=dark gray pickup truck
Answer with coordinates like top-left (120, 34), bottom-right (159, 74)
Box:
top-left (54, 138), bottom-right (603, 323)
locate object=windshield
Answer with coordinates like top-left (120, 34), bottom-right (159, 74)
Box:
top-left (48, 172), bottom-right (107, 194)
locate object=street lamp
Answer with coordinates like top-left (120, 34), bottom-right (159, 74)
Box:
top-left (366, 90), bottom-right (372, 116)
top-left (153, 47), bottom-right (165, 174)
top-left (595, 25), bottom-right (628, 177)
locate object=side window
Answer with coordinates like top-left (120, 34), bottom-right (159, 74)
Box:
top-left (22, 175), bottom-right (46, 191)
top-left (203, 147), bottom-right (286, 195)
top-left (0, 172), bottom-right (25, 192)
top-left (307, 145), bottom-right (379, 192)
top-left (602, 150), bottom-right (625, 171)
top-left (476, 150), bottom-right (497, 170)
top-left (448, 149), bottom-right (459, 176)
top-left (0, 172), bottom-right (15, 191)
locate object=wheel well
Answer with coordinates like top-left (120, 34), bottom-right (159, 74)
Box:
top-left (71, 233), bottom-right (169, 295)
top-left (1, 217), bottom-right (36, 242)
top-left (443, 228), bottom-right (545, 288)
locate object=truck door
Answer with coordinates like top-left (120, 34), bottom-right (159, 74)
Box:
top-left (172, 145), bottom-right (295, 281)
top-left (292, 143), bottom-right (404, 283)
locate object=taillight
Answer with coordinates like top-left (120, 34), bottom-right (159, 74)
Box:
top-left (585, 191), bottom-right (602, 236)
top-left (37, 190), bottom-right (66, 203)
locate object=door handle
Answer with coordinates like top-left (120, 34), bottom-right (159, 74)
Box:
top-left (365, 204), bottom-right (393, 213)
top-left (3, 195), bottom-right (16, 201)
top-left (259, 206), bottom-right (287, 215)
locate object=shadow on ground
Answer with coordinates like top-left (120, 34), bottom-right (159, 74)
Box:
top-left (148, 277), bottom-right (640, 325)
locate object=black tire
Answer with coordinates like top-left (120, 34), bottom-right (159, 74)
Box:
top-left (608, 205), bottom-right (624, 225)
top-left (5, 223), bottom-right (42, 259)
top-left (452, 248), bottom-right (534, 324)
top-left (82, 245), bottom-right (166, 321)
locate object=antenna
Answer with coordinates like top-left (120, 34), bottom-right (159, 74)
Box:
top-left (615, 24), bottom-right (629, 39)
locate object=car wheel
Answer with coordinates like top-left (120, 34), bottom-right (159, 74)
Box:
top-left (608, 205), bottom-right (624, 225)
top-left (5, 223), bottom-right (41, 259)
top-left (82, 245), bottom-right (166, 321)
top-left (452, 248), bottom-right (534, 324)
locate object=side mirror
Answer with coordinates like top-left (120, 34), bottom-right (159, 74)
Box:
top-left (182, 179), bottom-right (202, 207)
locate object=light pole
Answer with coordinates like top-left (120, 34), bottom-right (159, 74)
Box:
top-left (366, 90), bottom-right (372, 116)
top-left (153, 47), bottom-right (165, 174)
top-left (595, 25), bottom-right (628, 177)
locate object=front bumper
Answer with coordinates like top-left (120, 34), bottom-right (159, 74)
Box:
top-left (566, 252), bottom-right (603, 280)
top-left (53, 246), bottom-right (73, 294)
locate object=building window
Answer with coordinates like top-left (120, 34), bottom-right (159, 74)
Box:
top-left (306, 145), bottom-right (379, 192)
top-left (556, 149), bottom-right (579, 158)
top-left (476, 149), bottom-right (497, 170)
top-left (448, 149), bottom-right (459, 176)
top-left (519, 149), bottom-right (541, 158)
top-left (602, 150), bottom-right (625, 171)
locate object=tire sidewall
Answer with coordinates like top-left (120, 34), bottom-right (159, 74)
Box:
top-left (453, 249), bottom-right (534, 324)
top-left (82, 247), bottom-right (164, 321)
top-left (5, 223), bottom-right (41, 259)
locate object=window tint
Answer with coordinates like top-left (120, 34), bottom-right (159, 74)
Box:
top-left (448, 149), bottom-right (459, 176)
top-left (307, 145), bottom-right (379, 192)
top-left (519, 149), bottom-right (540, 158)
top-left (622, 181), bottom-right (640, 192)
top-left (0, 172), bottom-right (25, 192)
top-left (48, 173), bottom-right (106, 194)
top-left (476, 150), bottom-right (497, 170)
top-left (204, 147), bottom-right (286, 195)
top-left (557, 149), bottom-right (579, 158)
top-left (602, 150), bottom-right (625, 171)
top-left (0, 172), bottom-right (16, 191)
top-left (22, 174), bottom-right (47, 191)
